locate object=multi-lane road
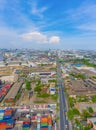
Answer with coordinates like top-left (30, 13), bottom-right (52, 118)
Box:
top-left (57, 58), bottom-right (70, 130)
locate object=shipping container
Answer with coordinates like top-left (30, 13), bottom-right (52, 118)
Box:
top-left (22, 124), bottom-right (30, 128)
top-left (48, 125), bottom-right (52, 130)
top-left (22, 128), bottom-right (30, 130)
top-left (41, 118), bottom-right (48, 123)
top-left (40, 128), bottom-right (48, 130)
top-left (41, 123), bottom-right (48, 127)
top-left (36, 128), bottom-right (40, 130)
top-left (3, 115), bottom-right (12, 120)
top-left (6, 128), bottom-right (13, 130)
top-left (52, 126), bottom-right (55, 130)
top-left (37, 123), bottom-right (40, 129)
top-left (0, 110), bottom-right (5, 113)
top-left (23, 122), bottom-right (30, 124)
top-left (0, 128), bottom-right (6, 130)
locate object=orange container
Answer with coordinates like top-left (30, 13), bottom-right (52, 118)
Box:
top-left (48, 115), bottom-right (52, 119)
top-left (0, 125), bottom-right (6, 129)
top-left (41, 118), bottom-right (48, 123)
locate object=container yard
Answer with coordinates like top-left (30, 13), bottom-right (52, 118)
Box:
top-left (0, 108), bottom-right (15, 130)
top-left (31, 113), bottom-right (55, 130)
top-left (0, 83), bottom-right (11, 102)
top-left (4, 82), bottom-right (23, 104)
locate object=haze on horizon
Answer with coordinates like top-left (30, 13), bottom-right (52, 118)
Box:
top-left (0, 0), bottom-right (96, 50)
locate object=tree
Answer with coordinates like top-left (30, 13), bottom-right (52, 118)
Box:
top-left (82, 109), bottom-right (91, 120)
top-left (92, 95), bottom-right (96, 103)
top-left (87, 107), bottom-right (94, 113)
top-left (67, 109), bottom-right (74, 120)
top-left (34, 86), bottom-right (41, 92)
top-left (69, 97), bottom-right (76, 108)
top-left (26, 81), bottom-right (31, 90)
top-left (73, 108), bottom-right (80, 115)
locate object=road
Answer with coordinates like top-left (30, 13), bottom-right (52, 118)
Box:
top-left (56, 57), bottom-right (70, 130)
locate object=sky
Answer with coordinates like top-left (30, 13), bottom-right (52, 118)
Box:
top-left (0, 0), bottom-right (96, 49)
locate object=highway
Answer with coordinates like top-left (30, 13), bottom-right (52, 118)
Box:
top-left (57, 57), bottom-right (70, 130)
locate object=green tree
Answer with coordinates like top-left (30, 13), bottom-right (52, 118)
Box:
top-left (67, 109), bottom-right (74, 120)
top-left (92, 95), bottom-right (96, 102)
top-left (82, 109), bottom-right (91, 120)
top-left (26, 81), bottom-right (31, 90)
top-left (34, 86), bottom-right (41, 92)
top-left (73, 108), bottom-right (80, 115)
top-left (69, 97), bottom-right (76, 108)
top-left (87, 107), bottom-right (94, 113)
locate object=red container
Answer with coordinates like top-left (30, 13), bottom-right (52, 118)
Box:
top-left (5, 84), bottom-right (11, 89)
top-left (5, 110), bottom-right (13, 113)
top-left (0, 122), bottom-right (6, 128)
top-left (23, 122), bottom-right (30, 124)
top-left (40, 128), bottom-right (48, 130)
top-left (0, 123), bottom-right (6, 125)
top-left (52, 126), bottom-right (55, 130)
top-left (6, 124), bottom-right (14, 128)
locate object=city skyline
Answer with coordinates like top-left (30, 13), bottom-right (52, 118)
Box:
top-left (0, 0), bottom-right (96, 49)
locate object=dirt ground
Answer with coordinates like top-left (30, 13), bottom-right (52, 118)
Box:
top-left (76, 103), bottom-right (96, 112)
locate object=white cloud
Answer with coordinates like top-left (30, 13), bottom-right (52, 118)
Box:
top-left (31, 2), bottom-right (48, 18)
top-left (21, 31), bottom-right (60, 44)
top-left (21, 32), bottom-right (47, 43)
top-left (77, 23), bottom-right (96, 31)
top-left (49, 36), bottom-right (60, 43)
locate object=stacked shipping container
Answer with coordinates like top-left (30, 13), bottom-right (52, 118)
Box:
top-left (0, 84), bottom-right (11, 102)
top-left (22, 116), bottom-right (31, 130)
top-left (0, 108), bottom-right (15, 129)
top-left (37, 115), bottom-right (52, 130)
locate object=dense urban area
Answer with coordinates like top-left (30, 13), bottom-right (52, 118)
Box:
top-left (0, 49), bottom-right (96, 130)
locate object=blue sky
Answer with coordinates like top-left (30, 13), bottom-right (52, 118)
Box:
top-left (0, 0), bottom-right (96, 49)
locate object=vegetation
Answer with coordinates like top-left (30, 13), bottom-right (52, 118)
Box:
top-left (15, 93), bottom-right (21, 101)
top-left (74, 119), bottom-right (91, 130)
top-left (48, 79), bottom-right (57, 83)
top-left (87, 107), bottom-right (94, 113)
top-left (73, 108), bottom-right (80, 115)
top-left (67, 109), bottom-right (74, 120)
top-left (52, 93), bottom-right (58, 100)
top-left (60, 58), bottom-right (96, 67)
top-left (34, 80), bottom-right (42, 93)
top-left (38, 93), bottom-right (50, 98)
top-left (82, 109), bottom-right (91, 120)
top-left (34, 100), bottom-right (47, 103)
top-left (67, 108), bottom-right (80, 120)
top-left (26, 81), bottom-right (31, 90)
top-left (70, 73), bottom-right (86, 79)
top-left (68, 97), bottom-right (76, 108)
top-left (92, 94), bottom-right (96, 103)
top-left (92, 76), bottom-right (96, 79)
top-left (76, 95), bottom-right (88, 102)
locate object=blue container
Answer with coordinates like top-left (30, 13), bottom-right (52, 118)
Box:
top-left (37, 128), bottom-right (40, 130)
top-left (0, 109), bottom-right (5, 113)
top-left (22, 124), bottom-right (30, 128)
top-left (41, 126), bottom-right (48, 128)
top-left (3, 115), bottom-right (12, 119)
top-left (37, 123), bottom-right (40, 129)
top-left (6, 128), bottom-right (13, 130)
top-left (6, 119), bottom-right (15, 124)
top-left (48, 125), bottom-right (52, 130)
